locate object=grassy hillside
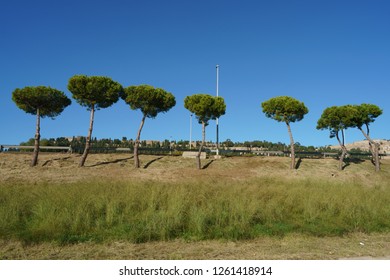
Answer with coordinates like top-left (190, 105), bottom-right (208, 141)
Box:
top-left (1, 153), bottom-right (389, 247)
top-left (1, 153), bottom-right (389, 185)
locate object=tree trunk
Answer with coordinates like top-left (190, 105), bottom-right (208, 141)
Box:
top-left (365, 124), bottom-right (375, 157)
top-left (31, 108), bottom-right (40, 167)
top-left (359, 127), bottom-right (380, 172)
top-left (134, 114), bottom-right (146, 168)
top-left (79, 105), bottom-right (95, 167)
top-left (197, 121), bottom-right (206, 169)
top-left (336, 130), bottom-right (348, 170)
top-left (286, 121), bottom-right (295, 169)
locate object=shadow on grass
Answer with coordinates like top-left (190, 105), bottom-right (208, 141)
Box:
top-left (295, 158), bottom-right (302, 169)
top-left (202, 160), bottom-right (214, 170)
top-left (143, 157), bottom-right (164, 169)
top-left (41, 156), bottom-right (72, 167)
top-left (87, 156), bottom-right (134, 167)
top-left (342, 158), bottom-right (365, 170)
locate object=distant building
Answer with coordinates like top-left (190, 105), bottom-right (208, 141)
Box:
top-left (65, 136), bottom-right (83, 142)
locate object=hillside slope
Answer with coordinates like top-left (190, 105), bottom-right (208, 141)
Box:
top-left (330, 139), bottom-right (390, 154)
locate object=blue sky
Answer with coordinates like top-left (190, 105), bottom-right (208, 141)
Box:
top-left (1, 0), bottom-right (389, 147)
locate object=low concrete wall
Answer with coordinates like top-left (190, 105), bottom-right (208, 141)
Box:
top-left (182, 151), bottom-right (206, 159)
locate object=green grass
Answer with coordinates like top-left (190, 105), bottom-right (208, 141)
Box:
top-left (1, 178), bottom-right (390, 244)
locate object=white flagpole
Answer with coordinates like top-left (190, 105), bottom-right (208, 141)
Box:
top-left (216, 64), bottom-right (219, 156)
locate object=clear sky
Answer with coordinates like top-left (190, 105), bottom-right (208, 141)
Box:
top-left (1, 0), bottom-right (389, 147)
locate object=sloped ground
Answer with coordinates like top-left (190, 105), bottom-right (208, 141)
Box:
top-left (1, 153), bottom-right (389, 259)
top-left (1, 152), bottom-right (388, 185)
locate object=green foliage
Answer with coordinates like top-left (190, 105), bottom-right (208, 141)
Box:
top-left (234, 140), bottom-right (288, 151)
top-left (184, 94), bottom-right (226, 125)
top-left (12, 86), bottom-right (71, 118)
top-left (317, 104), bottom-right (382, 133)
top-left (20, 138), bottom-right (35, 146)
top-left (350, 104), bottom-right (382, 129)
top-left (316, 105), bottom-right (357, 138)
top-left (20, 137), bottom-right (70, 147)
top-left (121, 84), bottom-right (176, 118)
top-left (261, 96), bottom-right (308, 123)
top-left (68, 75), bottom-right (123, 110)
top-left (222, 139), bottom-right (235, 147)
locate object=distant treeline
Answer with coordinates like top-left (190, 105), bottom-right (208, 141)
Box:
top-left (18, 136), bottom-right (365, 153)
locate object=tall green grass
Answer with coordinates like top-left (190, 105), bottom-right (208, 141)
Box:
top-left (1, 178), bottom-right (390, 244)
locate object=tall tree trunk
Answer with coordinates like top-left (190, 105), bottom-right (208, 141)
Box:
top-left (134, 114), bottom-right (146, 168)
top-left (79, 105), bottom-right (95, 167)
top-left (31, 108), bottom-right (40, 167)
top-left (359, 127), bottom-right (380, 172)
top-left (197, 121), bottom-right (206, 169)
top-left (286, 121), bottom-right (295, 169)
top-left (336, 130), bottom-right (348, 170)
top-left (365, 124), bottom-right (374, 157)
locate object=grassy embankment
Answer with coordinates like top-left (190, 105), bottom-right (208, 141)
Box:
top-left (1, 154), bottom-right (390, 245)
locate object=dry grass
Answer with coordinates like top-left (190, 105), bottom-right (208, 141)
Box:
top-left (1, 152), bottom-right (388, 185)
top-left (1, 233), bottom-right (390, 260)
top-left (1, 152), bottom-right (390, 260)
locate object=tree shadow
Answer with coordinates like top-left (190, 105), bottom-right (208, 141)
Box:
top-left (295, 157), bottom-right (302, 169)
top-left (87, 156), bottom-right (134, 167)
top-left (202, 160), bottom-right (214, 170)
top-left (41, 156), bottom-right (72, 167)
top-left (143, 157), bottom-right (164, 169)
top-left (341, 158), bottom-right (365, 170)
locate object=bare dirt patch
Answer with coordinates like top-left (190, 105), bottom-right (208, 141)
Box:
top-left (1, 233), bottom-right (390, 260)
